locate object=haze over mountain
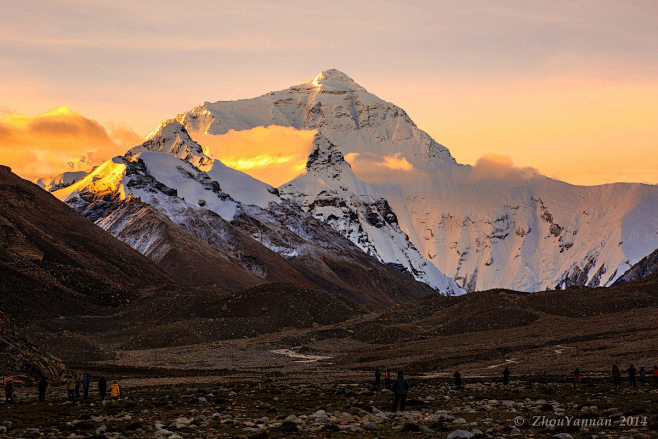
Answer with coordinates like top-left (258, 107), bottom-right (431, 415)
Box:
top-left (43, 69), bottom-right (657, 293)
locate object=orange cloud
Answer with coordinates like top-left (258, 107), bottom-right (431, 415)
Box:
top-left (0, 106), bottom-right (141, 181)
top-left (189, 125), bottom-right (316, 187)
top-left (466, 154), bottom-right (543, 182)
top-left (344, 152), bottom-right (423, 183)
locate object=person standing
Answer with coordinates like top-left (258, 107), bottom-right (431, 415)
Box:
top-left (385, 369), bottom-right (392, 389)
top-left (454, 370), bottom-right (462, 389)
top-left (66, 376), bottom-right (76, 401)
top-left (4, 379), bottom-right (14, 403)
top-left (503, 367), bottom-right (510, 385)
top-left (391, 371), bottom-right (409, 412)
top-left (98, 376), bottom-right (107, 400)
top-left (573, 368), bottom-right (581, 389)
top-left (110, 382), bottom-right (121, 399)
top-left (653, 366), bottom-right (658, 387)
top-left (375, 370), bottom-right (381, 387)
top-left (82, 373), bottom-right (90, 400)
top-left (38, 376), bottom-right (47, 401)
top-left (639, 366), bottom-right (646, 386)
top-left (628, 364), bottom-right (637, 387)
top-left (612, 365), bottom-right (621, 387)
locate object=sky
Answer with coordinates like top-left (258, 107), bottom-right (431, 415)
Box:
top-left (1, 0), bottom-right (656, 185)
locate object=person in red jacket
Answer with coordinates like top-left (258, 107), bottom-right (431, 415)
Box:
top-left (573, 368), bottom-right (581, 389)
top-left (653, 365), bottom-right (658, 387)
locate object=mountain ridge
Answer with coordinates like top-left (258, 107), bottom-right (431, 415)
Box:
top-left (45, 68), bottom-right (658, 293)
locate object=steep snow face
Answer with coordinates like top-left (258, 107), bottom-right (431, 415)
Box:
top-left (371, 169), bottom-right (658, 291)
top-left (205, 160), bottom-right (280, 209)
top-left (280, 133), bottom-right (464, 295)
top-left (174, 68), bottom-right (658, 292)
top-left (36, 170), bottom-right (89, 192)
top-left (178, 69), bottom-right (455, 170)
top-left (613, 246), bottom-right (658, 284)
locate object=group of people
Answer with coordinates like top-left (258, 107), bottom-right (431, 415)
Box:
top-left (3, 373), bottom-right (122, 403)
top-left (452, 366), bottom-right (510, 389)
top-left (374, 369), bottom-right (394, 388)
top-left (374, 369), bottom-right (408, 412)
top-left (64, 373), bottom-right (121, 402)
top-left (611, 364), bottom-right (657, 387)
top-left (374, 363), bottom-right (658, 413)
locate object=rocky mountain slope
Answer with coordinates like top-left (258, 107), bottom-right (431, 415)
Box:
top-left (0, 165), bottom-right (173, 321)
top-left (0, 312), bottom-right (65, 381)
top-left (172, 69), bottom-right (658, 292)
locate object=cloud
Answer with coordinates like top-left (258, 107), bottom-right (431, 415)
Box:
top-left (344, 152), bottom-right (425, 183)
top-left (466, 154), bottom-right (543, 182)
top-left (189, 126), bottom-right (316, 187)
top-left (0, 106), bottom-right (141, 181)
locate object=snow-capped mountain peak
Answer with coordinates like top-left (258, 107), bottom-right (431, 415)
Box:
top-left (48, 69), bottom-right (658, 295)
top-left (171, 70), bottom-right (658, 292)
top-left (128, 119), bottom-right (212, 169)
top-left (311, 69), bottom-right (365, 92)
top-left (176, 69), bottom-right (456, 168)
top-left (280, 133), bottom-right (464, 295)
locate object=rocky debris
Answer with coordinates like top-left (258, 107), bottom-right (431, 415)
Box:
top-left (0, 313), bottom-right (66, 381)
top-left (0, 374), bottom-right (655, 438)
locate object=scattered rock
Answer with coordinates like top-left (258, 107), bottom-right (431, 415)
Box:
top-left (447, 430), bottom-right (475, 439)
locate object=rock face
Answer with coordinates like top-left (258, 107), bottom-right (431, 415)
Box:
top-left (613, 247), bottom-right (658, 284)
top-left (173, 69), bottom-right (658, 292)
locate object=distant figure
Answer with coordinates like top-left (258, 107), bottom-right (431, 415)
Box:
top-left (82, 373), bottom-right (90, 400)
top-left (612, 365), bottom-right (621, 387)
top-left (503, 367), bottom-right (510, 385)
top-left (375, 370), bottom-right (381, 387)
top-left (4, 379), bottom-right (14, 403)
top-left (391, 371), bottom-right (409, 412)
top-left (98, 376), bottom-right (107, 400)
top-left (385, 369), bottom-right (392, 389)
top-left (628, 364), bottom-right (637, 387)
top-left (573, 368), bottom-right (581, 389)
top-left (38, 377), bottom-right (48, 401)
top-left (75, 378), bottom-right (81, 400)
top-left (66, 376), bottom-right (76, 401)
top-left (454, 370), bottom-right (462, 389)
top-left (638, 366), bottom-right (646, 386)
top-left (110, 382), bottom-right (121, 399)
top-left (653, 366), bottom-right (658, 387)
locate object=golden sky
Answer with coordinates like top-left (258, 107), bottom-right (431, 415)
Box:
top-left (1, 1), bottom-right (656, 185)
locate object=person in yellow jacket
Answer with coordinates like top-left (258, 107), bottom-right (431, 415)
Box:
top-left (66, 377), bottom-right (76, 401)
top-left (110, 382), bottom-right (121, 399)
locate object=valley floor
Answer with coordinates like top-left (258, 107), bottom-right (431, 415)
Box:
top-left (0, 372), bottom-right (656, 438)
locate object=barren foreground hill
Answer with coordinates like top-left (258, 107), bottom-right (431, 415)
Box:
top-left (19, 275), bottom-right (657, 379)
